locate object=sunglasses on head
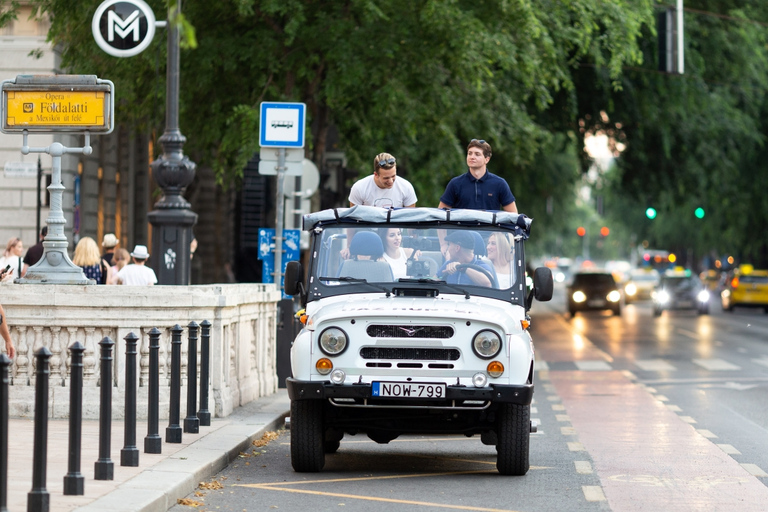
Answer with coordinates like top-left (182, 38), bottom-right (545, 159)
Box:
top-left (377, 157), bottom-right (396, 169)
top-left (470, 139), bottom-right (486, 145)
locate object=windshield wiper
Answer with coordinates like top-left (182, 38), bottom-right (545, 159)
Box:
top-left (397, 278), bottom-right (470, 299)
top-left (319, 276), bottom-right (392, 296)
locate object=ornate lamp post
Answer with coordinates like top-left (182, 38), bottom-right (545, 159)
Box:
top-left (147, 1), bottom-right (197, 285)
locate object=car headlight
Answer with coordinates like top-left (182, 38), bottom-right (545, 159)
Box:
top-left (656, 290), bottom-right (670, 304)
top-left (572, 291), bottom-right (587, 303)
top-left (472, 330), bottom-right (502, 359)
top-left (318, 327), bottom-right (348, 356)
top-left (625, 283), bottom-right (637, 296)
top-left (607, 290), bottom-right (621, 302)
top-left (697, 290), bottom-right (710, 303)
top-left (555, 272), bottom-right (565, 283)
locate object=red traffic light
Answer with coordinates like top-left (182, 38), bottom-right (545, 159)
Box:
top-left (576, 227), bottom-right (586, 237)
top-left (600, 226), bottom-right (610, 237)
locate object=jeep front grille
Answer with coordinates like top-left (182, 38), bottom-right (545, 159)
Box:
top-left (360, 347), bottom-right (460, 361)
top-left (366, 325), bottom-right (454, 339)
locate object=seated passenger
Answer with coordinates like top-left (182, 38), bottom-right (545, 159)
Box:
top-left (486, 232), bottom-right (516, 289)
top-left (379, 228), bottom-right (421, 279)
top-left (437, 231), bottom-right (495, 287)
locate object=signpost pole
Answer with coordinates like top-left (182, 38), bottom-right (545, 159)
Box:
top-left (17, 132), bottom-right (92, 284)
top-left (274, 148), bottom-right (286, 288)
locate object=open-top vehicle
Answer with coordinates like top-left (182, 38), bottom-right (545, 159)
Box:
top-left (283, 206), bottom-right (553, 475)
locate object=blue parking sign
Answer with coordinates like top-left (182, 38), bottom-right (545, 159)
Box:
top-left (258, 228), bottom-right (300, 299)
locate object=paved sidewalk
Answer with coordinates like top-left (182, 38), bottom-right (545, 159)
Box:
top-left (5, 389), bottom-right (290, 512)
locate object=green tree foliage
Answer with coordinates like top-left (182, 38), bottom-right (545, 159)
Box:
top-left (574, 1), bottom-right (768, 267)
top-left (12, 0), bottom-right (654, 210)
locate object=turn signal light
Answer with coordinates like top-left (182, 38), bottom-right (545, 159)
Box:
top-left (315, 358), bottom-right (333, 375)
top-left (487, 361), bottom-right (504, 378)
top-left (521, 319), bottom-right (530, 330)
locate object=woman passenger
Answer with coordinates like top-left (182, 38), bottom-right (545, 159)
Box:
top-left (486, 232), bottom-right (516, 288)
top-left (379, 228), bottom-right (421, 279)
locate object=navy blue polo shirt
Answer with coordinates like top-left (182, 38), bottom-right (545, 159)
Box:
top-left (440, 169), bottom-right (515, 210)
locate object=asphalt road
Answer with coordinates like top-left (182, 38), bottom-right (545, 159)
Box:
top-left (169, 284), bottom-right (768, 512)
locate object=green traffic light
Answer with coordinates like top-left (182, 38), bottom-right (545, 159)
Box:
top-left (645, 207), bottom-right (657, 219)
top-left (694, 207), bottom-right (705, 219)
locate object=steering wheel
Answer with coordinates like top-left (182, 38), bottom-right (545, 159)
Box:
top-left (455, 264), bottom-right (498, 288)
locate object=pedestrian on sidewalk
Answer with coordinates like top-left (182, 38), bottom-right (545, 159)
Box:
top-left (0, 237), bottom-right (25, 283)
top-left (117, 245), bottom-right (158, 285)
top-left (73, 236), bottom-right (113, 284)
top-left (108, 248), bottom-right (130, 284)
top-left (0, 303), bottom-right (15, 358)
top-left (23, 226), bottom-right (47, 273)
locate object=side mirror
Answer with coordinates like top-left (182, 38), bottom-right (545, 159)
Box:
top-left (532, 267), bottom-right (553, 302)
top-left (284, 261), bottom-right (303, 296)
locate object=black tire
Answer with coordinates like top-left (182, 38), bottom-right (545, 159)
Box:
top-left (323, 429), bottom-right (343, 453)
top-left (290, 400), bottom-right (325, 472)
top-left (496, 403), bottom-right (530, 476)
top-left (613, 304), bottom-right (622, 316)
top-left (653, 307), bottom-right (662, 317)
top-left (698, 306), bottom-right (709, 315)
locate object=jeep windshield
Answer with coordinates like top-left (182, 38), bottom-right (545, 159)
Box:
top-left (303, 206), bottom-right (531, 305)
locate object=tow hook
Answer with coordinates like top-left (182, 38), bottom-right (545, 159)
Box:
top-left (530, 420), bottom-right (538, 433)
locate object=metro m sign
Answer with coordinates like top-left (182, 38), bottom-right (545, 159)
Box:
top-left (92, 0), bottom-right (157, 58)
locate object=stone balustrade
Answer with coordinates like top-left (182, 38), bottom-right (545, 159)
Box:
top-left (0, 283), bottom-right (281, 419)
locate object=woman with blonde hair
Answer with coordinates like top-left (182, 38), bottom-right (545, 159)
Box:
top-left (72, 236), bottom-right (112, 285)
top-left (108, 248), bottom-right (130, 284)
top-left (0, 237), bottom-right (25, 283)
top-left (486, 232), bottom-right (516, 289)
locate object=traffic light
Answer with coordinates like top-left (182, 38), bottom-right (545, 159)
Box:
top-left (645, 207), bottom-right (657, 219)
top-left (600, 226), bottom-right (610, 237)
top-left (694, 207), bottom-right (705, 219)
top-left (576, 227), bottom-right (586, 237)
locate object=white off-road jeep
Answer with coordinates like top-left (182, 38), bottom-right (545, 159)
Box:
top-left (284, 206), bottom-right (553, 475)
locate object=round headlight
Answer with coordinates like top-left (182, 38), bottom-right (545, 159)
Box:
top-left (572, 291), bottom-right (587, 303)
top-left (625, 283), bottom-right (637, 296)
top-left (656, 290), bottom-right (670, 304)
top-left (607, 290), bottom-right (621, 302)
top-left (472, 330), bottom-right (502, 359)
top-left (319, 327), bottom-right (348, 356)
top-left (697, 290), bottom-right (710, 303)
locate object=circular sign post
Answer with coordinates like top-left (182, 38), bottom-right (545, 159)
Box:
top-left (92, 0), bottom-right (156, 58)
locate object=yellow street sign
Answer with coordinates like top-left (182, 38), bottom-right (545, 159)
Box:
top-left (4, 90), bottom-right (107, 130)
top-left (1, 75), bottom-right (114, 133)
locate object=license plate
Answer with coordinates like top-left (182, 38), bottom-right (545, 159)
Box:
top-left (588, 300), bottom-right (606, 307)
top-left (372, 382), bottom-right (446, 398)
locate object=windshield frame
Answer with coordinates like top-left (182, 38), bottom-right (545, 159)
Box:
top-left (304, 220), bottom-right (529, 305)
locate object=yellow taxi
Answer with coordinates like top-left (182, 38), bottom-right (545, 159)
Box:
top-left (721, 265), bottom-right (768, 312)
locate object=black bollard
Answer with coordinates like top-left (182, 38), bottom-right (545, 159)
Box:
top-left (1, 354), bottom-right (10, 512)
top-left (166, 325), bottom-right (183, 443)
top-left (94, 337), bottom-right (114, 480)
top-left (197, 320), bottom-right (211, 426)
top-left (28, 346), bottom-right (52, 512)
top-left (183, 322), bottom-right (200, 434)
top-left (144, 328), bottom-right (162, 453)
top-left (121, 332), bottom-right (139, 466)
top-left (63, 342), bottom-right (85, 495)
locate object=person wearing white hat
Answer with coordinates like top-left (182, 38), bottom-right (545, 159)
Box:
top-left (102, 233), bottom-right (119, 265)
top-left (116, 245), bottom-right (158, 285)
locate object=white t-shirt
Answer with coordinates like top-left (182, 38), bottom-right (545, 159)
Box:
top-left (117, 264), bottom-right (158, 285)
top-left (382, 247), bottom-right (408, 279)
top-left (349, 175), bottom-right (417, 208)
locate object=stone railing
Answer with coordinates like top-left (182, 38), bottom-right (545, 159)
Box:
top-left (0, 283), bottom-right (281, 419)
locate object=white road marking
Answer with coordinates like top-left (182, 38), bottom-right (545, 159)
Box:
top-left (556, 414), bottom-right (571, 422)
top-left (561, 427), bottom-right (576, 436)
top-left (535, 360), bottom-right (550, 371)
top-left (679, 416), bottom-right (697, 424)
top-left (741, 463), bottom-right (768, 477)
top-left (568, 442), bottom-right (585, 452)
top-left (693, 358), bottom-right (741, 371)
top-left (717, 444), bottom-right (741, 455)
top-left (696, 429), bottom-right (718, 438)
top-left (666, 404), bottom-right (682, 412)
top-left (582, 486), bottom-right (606, 502)
top-left (575, 360), bottom-right (613, 371)
top-left (678, 328), bottom-right (700, 339)
top-left (552, 404), bottom-right (565, 411)
top-left (654, 395), bottom-right (669, 402)
top-left (752, 357), bottom-right (768, 369)
top-left (574, 461), bottom-right (593, 474)
top-left (635, 359), bottom-right (677, 371)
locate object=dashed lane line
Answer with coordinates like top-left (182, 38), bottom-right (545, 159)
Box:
top-left (697, 429), bottom-right (718, 438)
top-left (741, 464), bottom-right (768, 478)
top-left (574, 461), bottom-right (593, 474)
top-left (574, 360), bottom-right (613, 371)
top-left (635, 359), bottom-right (677, 372)
top-left (582, 486), bottom-right (606, 502)
top-left (717, 444), bottom-right (742, 455)
top-left (693, 358), bottom-right (741, 371)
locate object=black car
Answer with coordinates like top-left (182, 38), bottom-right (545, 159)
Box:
top-left (652, 271), bottom-right (710, 316)
top-left (567, 271), bottom-right (622, 317)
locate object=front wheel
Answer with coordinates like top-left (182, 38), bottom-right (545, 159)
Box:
top-left (496, 403), bottom-right (530, 475)
top-left (653, 307), bottom-right (662, 317)
top-left (290, 400), bottom-right (325, 472)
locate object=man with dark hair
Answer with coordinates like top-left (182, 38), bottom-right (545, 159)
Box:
top-left (22, 226), bottom-right (47, 274)
top-left (438, 139), bottom-right (517, 212)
